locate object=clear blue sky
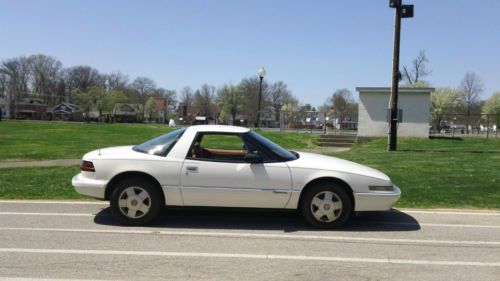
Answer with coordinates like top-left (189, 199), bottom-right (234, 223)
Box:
top-left (1, 0), bottom-right (498, 106)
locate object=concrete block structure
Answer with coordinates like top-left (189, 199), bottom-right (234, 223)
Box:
top-left (356, 87), bottom-right (434, 138)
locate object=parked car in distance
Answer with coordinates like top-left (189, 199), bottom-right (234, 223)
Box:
top-left (72, 125), bottom-right (400, 228)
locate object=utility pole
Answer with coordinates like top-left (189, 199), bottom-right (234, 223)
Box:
top-left (388, 0), bottom-right (413, 151)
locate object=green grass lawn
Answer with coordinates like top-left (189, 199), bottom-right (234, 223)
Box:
top-left (0, 165), bottom-right (85, 199)
top-left (330, 137), bottom-right (500, 209)
top-left (0, 120), bottom-right (498, 209)
top-left (0, 120), bottom-right (317, 161)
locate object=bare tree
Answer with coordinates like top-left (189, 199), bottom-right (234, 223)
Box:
top-left (281, 90), bottom-right (298, 111)
top-left (402, 50), bottom-right (431, 85)
top-left (64, 66), bottom-right (104, 102)
top-left (28, 54), bottom-right (63, 106)
top-left (153, 88), bottom-right (177, 107)
top-left (324, 89), bottom-right (358, 129)
top-left (269, 81), bottom-right (290, 122)
top-left (194, 84), bottom-right (216, 117)
top-left (180, 86), bottom-right (194, 107)
top-left (0, 73), bottom-right (7, 98)
top-left (238, 77), bottom-right (269, 125)
top-left (105, 71), bottom-right (129, 91)
top-left (0, 56), bottom-right (31, 118)
top-left (330, 89), bottom-right (353, 114)
top-left (131, 77), bottom-right (156, 101)
top-left (131, 77), bottom-right (157, 118)
top-left (460, 72), bottom-right (484, 133)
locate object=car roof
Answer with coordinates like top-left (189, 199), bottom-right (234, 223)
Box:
top-left (186, 125), bottom-right (251, 134)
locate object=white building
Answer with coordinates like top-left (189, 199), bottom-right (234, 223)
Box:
top-left (356, 87), bottom-right (434, 138)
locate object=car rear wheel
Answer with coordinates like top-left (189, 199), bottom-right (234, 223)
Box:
top-left (301, 184), bottom-right (352, 228)
top-left (110, 177), bottom-right (162, 225)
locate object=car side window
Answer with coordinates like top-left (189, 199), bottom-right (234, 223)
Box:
top-left (188, 133), bottom-right (248, 162)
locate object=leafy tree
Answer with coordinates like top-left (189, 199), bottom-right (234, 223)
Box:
top-left (430, 87), bottom-right (461, 132)
top-left (482, 92), bottom-right (500, 118)
top-left (217, 84), bottom-right (241, 125)
top-left (73, 87), bottom-right (97, 122)
top-left (144, 96), bottom-right (157, 123)
top-left (106, 90), bottom-right (128, 107)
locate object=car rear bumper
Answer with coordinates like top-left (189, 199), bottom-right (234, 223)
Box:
top-left (72, 173), bottom-right (107, 199)
top-left (353, 185), bottom-right (401, 211)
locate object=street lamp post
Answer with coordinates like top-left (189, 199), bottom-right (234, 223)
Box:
top-left (388, 0), bottom-right (413, 151)
top-left (256, 67), bottom-right (266, 128)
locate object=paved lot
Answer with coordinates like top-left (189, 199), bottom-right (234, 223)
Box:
top-left (0, 200), bottom-right (499, 281)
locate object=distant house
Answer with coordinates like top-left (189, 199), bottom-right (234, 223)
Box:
top-left (356, 87), bottom-right (434, 138)
top-left (0, 97), bottom-right (9, 119)
top-left (154, 98), bottom-right (168, 123)
top-left (48, 102), bottom-right (82, 121)
top-left (113, 103), bottom-right (144, 123)
top-left (15, 98), bottom-right (47, 120)
top-left (177, 104), bottom-right (201, 124)
top-left (331, 113), bottom-right (358, 130)
top-left (261, 106), bottom-right (277, 128)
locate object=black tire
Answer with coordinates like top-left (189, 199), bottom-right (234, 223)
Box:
top-left (300, 183), bottom-right (352, 229)
top-left (110, 177), bottom-right (163, 226)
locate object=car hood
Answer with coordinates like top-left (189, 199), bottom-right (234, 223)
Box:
top-left (288, 151), bottom-right (390, 181)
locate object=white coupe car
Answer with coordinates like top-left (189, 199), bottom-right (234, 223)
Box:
top-left (72, 125), bottom-right (400, 228)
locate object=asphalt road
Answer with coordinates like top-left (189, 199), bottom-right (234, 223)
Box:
top-left (0, 200), bottom-right (499, 281)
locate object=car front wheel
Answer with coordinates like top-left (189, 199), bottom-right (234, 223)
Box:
top-left (301, 184), bottom-right (352, 228)
top-left (110, 177), bottom-right (162, 225)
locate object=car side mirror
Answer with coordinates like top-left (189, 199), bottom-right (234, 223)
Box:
top-left (244, 152), bottom-right (263, 164)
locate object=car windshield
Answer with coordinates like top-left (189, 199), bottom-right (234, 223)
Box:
top-left (246, 130), bottom-right (298, 161)
top-left (133, 128), bottom-right (186, 156)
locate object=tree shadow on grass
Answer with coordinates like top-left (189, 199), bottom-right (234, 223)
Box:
top-left (94, 207), bottom-right (420, 233)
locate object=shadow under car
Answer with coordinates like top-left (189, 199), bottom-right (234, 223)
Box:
top-left (94, 206), bottom-right (420, 232)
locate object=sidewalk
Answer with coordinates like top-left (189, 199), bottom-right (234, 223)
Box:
top-left (0, 159), bottom-right (80, 169)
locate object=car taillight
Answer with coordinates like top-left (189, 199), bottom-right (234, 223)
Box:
top-left (81, 160), bottom-right (95, 172)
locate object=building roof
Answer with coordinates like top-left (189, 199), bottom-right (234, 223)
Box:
top-left (50, 102), bottom-right (80, 113)
top-left (17, 98), bottom-right (46, 106)
top-left (356, 87), bottom-right (435, 93)
top-left (113, 103), bottom-right (143, 115)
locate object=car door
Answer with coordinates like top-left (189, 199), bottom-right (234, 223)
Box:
top-left (179, 132), bottom-right (292, 208)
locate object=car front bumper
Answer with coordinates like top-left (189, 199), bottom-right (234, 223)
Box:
top-left (353, 185), bottom-right (401, 211)
top-left (72, 173), bottom-right (107, 199)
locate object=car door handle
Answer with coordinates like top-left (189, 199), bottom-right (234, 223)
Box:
top-left (185, 166), bottom-right (199, 173)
